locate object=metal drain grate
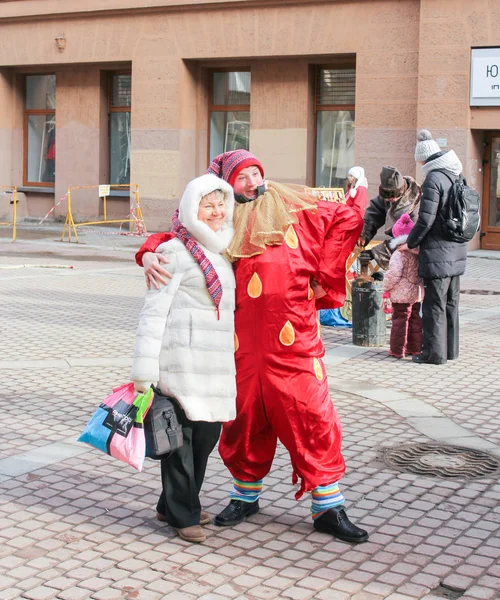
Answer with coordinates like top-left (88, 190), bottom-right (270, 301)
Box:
top-left (382, 443), bottom-right (500, 479)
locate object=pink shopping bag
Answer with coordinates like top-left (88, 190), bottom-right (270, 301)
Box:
top-left (78, 382), bottom-right (154, 471)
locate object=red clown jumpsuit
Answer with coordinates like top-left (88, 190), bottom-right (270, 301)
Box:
top-left (136, 195), bottom-right (362, 500)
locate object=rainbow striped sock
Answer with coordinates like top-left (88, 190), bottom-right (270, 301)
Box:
top-left (311, 482), bottom-right (345, 520)
top-left (230, 478), bottom-right (263, 503)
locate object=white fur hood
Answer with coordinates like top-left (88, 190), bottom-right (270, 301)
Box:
top-left (131, 173), bottom-right (237, 423)
top-left (176, 173), bottom-right (235, 254)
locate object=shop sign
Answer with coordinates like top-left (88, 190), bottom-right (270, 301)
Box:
top-left (470, 48), bottom-right (500, 106)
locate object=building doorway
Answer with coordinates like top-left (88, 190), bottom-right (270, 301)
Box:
top-left (482, 132), bottom-right (500, 250)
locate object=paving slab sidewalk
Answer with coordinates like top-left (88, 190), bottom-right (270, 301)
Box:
top-left (0, 237), bottom-right (498, 600)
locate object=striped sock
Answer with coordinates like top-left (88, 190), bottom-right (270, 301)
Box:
top-left (230, 478), bottom-right (263, 503)
top-left (311, 482), bottom-right (345, 520)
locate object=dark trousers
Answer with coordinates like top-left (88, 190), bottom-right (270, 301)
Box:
top-left (421, 276), bottom-right (460, 364)
top-left (156, 404), bottom-right (221, 529)
top-left (390, 302), bottom-right (422, 357)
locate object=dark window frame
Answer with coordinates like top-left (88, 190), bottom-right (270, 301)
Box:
top-left (207, 68), bottom-right (251, 162)
top-left (108, 70), bottom-right (132, 187)
top-left (313, 66), bottom-right (356, 187)
top-left (23, 73), bottom-right (56, 187)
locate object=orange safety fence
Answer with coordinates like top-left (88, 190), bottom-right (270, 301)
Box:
top-left (60, 184), bottom-right (146, 243)
top-left (0, 186), bottom-right (17, 242)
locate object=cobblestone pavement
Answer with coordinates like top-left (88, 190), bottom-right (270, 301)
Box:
top-left (0, 237), bottom-right (499, 600)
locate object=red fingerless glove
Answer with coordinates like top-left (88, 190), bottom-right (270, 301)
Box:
top-left (382, 293), bottom-right (392, 314)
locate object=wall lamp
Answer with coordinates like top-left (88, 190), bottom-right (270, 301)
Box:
top-left (55, 35), bottom-right (66, 52)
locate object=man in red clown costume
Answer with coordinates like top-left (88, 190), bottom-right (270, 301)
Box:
top-left (136, 150), bottom-right (368, 543)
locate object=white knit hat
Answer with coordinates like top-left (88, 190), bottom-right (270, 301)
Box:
top-left (414, 129), bottom-right (441, 162)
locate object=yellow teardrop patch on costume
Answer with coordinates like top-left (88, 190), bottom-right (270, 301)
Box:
top-left (279, 321), bottom-right (295, 346)
top-left (308, 285), bottom-right (314, 300)
top-left (285, 225), bottom-right (299, 249)
top-left (317, 318), bottom-right (321, 338)
top-left (247, 272), bottom-right (263, 298)
top-left (234, 333), bottom-right (239, 352)
top-left (314, 358), bottom-right (324, 381)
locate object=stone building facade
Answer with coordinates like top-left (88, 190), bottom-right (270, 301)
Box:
top-left (1, 0), bottom-right (500, 249)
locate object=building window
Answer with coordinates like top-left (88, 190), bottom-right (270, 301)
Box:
top-left (209, 71), bottom-right (250, 160)
top-left (24, 74), bottom-right (56, 186)
top-left (315, 68), bottom-right (356, 188)
top-left (109, 73), bottom-right (131, 185)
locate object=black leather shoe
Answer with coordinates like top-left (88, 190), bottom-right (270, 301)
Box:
top-left (314, 507), bottom-right (368, 543)
top-left (412, 354), bottom-right (446, 365)
top-left (214, 500), bottom-right (259, 526)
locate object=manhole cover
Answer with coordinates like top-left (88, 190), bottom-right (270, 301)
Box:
top-left (382, 443), bottom-right (500, 479)
top-left (460, 289), bottom-right (500, 295)
top-left (431, 583), bottom-right (466, 599)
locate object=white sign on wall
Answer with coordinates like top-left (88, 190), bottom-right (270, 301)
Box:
top-left (470, 48), bottom-right (500, 106)
top-left (98, 184), bottom-right (111, 197)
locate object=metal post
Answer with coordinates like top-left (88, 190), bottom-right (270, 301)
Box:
top-left (12, 188), bottom-right (17, 242)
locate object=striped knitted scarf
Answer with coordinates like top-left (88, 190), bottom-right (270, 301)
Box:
top-left (171, 209), bottom-right (223, 320)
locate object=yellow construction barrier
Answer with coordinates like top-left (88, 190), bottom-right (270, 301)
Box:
top-left (0, 186), bottom-right (17, 242)
top-left (60, 183), bottom-right (146, 243)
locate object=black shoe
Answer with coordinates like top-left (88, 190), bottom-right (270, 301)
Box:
top-left (412, 354), bottom-right (446, 365)
top-left (314, 507), bottom-right (369, 543)
top-left (214, 499), bottom-right (259, 527)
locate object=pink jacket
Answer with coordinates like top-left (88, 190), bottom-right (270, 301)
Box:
top-left (383, 247), bottom-right (424, 305)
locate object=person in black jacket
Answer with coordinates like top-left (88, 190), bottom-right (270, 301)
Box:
top-left (406, 129), bottom-right (467, 365)
top-left (359, 166), bottom-right (421, 270)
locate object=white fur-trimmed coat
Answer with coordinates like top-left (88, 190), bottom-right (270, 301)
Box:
top-left (130, 174), bottom-right (237, 422)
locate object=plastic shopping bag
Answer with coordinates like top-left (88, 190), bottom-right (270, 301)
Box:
top-left (78, 382), bottom-right (154, 471)
top-left (319, 308), bottom-right (352, 328)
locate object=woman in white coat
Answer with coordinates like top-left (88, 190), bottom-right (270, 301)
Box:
top-left (345, 166), bottom-right (368, 215)
top-left (131, 173), bottom-right (236, 543)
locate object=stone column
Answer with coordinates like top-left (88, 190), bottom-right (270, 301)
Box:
top-left (250, 61), bottom-right (311, 185)
top-left (417, 0), bottom-right (483, 247)
top-left (416, 0), bottom-right (470, 174)
top-left (55, 67), bottom-right (103, 220)
top-left (355, 48), bottom-right (419, 197)
top-left (0, 69), bottom-right (13, 188)
top-left (0, 68), bottom-right (27, 222)
top-left (131, 55), bottom-right (199, 232)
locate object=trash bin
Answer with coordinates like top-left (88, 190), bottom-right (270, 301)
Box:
top-left (352, 251), bottom-right (386, 347)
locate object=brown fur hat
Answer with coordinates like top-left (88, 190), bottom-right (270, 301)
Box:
top-left (379, 166), bottom-right (407, 199)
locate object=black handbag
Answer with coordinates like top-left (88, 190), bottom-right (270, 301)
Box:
top-left (144, 388), bottom-right (184, 460)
